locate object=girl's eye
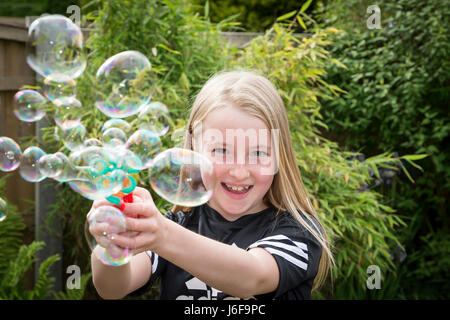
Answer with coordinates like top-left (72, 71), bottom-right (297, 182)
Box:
top-left (253, 150), bottom-right (267, 157)
top-left (212, 148), bottom-right (227, 154)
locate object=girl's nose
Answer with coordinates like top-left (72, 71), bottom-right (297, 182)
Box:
top-left (229, 165), bottom-right (250, 180)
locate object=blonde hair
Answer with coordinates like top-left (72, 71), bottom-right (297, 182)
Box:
top-left (172, 70), bottom-right (334, 291)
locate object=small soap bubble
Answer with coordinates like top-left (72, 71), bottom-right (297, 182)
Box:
top-left (55, 123), bottom-right (86, 151)
top-left (0, 197), bottom-right (7, 222)
top-left (85, 205), bottom-right (134, 266)
top-left (125, 129), bottom-right (161, 170)
top-left (27, 15), bottom-right (86, 79)
top-left (0, 137), bottom-right (22, 172)
top-left (53, 96), bottom-right (83, 130)
top-left (51, 152), bottom-right (82, 182)
top-left (95, 51), bottom-right (153, 118)
top-left (102, 128), bottom-right (127, 149)
top-left (149, 148), bottom-right (215, 206)
top-left (138, 102), bottom-right (170, 136)
top-left (38, 153), bottom-right (63, 178)
top-left (43, 73), bottom-right (76, 101)
top-left (101, 119), bottom-right (131, 134)
top-left (83, 138), bottom-right (102, 147)
top-left (19, 146), bottom-right (47, 182)
top-left (13, 89), bottom-right (47, 122)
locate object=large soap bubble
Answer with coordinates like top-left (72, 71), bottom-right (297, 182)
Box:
top-left (86, 205), bottom-right (134, 266)
top-left (95, 50), bottom-right (152, 118)
top-left (149, 148), bottom-right (215, 207)
top-left (27, 15), bottom-right (86, 79)
top-left (19, 146), bottom-right (46, 182)
top-left (0, 137), bottom-right (22, 172)
top-left (13, 89), bottom-right (47, 122)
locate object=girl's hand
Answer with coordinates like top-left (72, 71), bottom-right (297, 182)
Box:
top-left (110, 187), bottom-right (168, 255)
top-left (86, 192), bottom-right (144, 248)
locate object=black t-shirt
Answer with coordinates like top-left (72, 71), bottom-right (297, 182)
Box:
top-left (129, 203), bottom-right (323, 300)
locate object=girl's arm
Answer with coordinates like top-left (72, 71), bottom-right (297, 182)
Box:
top-left (114, 187), bottom-right (280, 298)
top-left (91, 248), bottom-right (152, 299)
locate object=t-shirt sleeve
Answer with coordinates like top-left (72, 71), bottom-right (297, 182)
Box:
top-left (245, 213), bottom-right (323, 300)
top-left (127, 210), bottom-right (183, 298)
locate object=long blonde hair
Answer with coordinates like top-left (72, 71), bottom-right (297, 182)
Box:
top-left (172, 70), bottom-right (334, 291)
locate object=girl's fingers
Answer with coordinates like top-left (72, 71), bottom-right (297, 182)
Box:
top-left (111, 232), bottom-right (150, 252)
top-left (122, 201), bottom-right (158, 219)
top-left (131, 187), bottom-right (152, 201)
top-left (124, 216), bottom-right (155, 233)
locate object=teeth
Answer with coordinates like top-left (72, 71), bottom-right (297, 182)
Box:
top-left (225, 184), bottom-right (250, 191)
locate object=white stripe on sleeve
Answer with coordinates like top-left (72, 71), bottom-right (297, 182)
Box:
top-left (145, 251), bottom-right (159, 274)
top-left (249, 240), bottom-right (308, 260)
top-left (265, 247), bottom-right (308, 271)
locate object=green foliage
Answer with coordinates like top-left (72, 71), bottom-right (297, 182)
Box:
top-left (229, 19), bottom-right (426, 299)
top-left (318, 0), bottom-right (450, 299)
top-left (190, 0), bottom-right (319, 32)
top-left (0, 176), bottom-right (90, 300)
top-left (0, 177), bottom-right (26, 281)
top-left (0, 241), bottom-right (59, 299)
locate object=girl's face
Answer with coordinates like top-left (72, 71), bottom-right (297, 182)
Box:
top-left (196, 105), bottom-right (276, 221)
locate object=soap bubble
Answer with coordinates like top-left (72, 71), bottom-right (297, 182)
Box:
top-left (83, 138), bottom-right (102, 148)
top-left (138, 102), bottom-right (170, 136)
top-left (95, 50), bottom-right (152, 118)
top-left (101, 119), bottom-right (131, 134)
top-left (38, 153), bottom-right (63, 178)
top-left (85, 205), bottom-right (134, 266)
top-left (102, 128), bottom-right (127, 149)
top-left (19, 146), bottom-right (47, 182)
top-left (55, 123), bottom-right (86, 151)
top-left (0, 197), bottom-right (7, 222)
top-left (53, 96), bottom-right (83, 130)
top-left (0, 137), bottom-right (22, 172)
top-left (13, 89), bottom-right (47, 122)
top-left (126, 129), bottom-right (161, 170)
top-left (52, 152), bottom-right (85, 182)
top-left (44, 73), bottom-right (76, 101)
top-left (149, 148), bottom-right (215, 206)
top-left (27, 15), bottom-right (86, 78)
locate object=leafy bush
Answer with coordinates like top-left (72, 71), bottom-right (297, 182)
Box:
top-left (317, 0), bottom-right (450, 299)
top-left (229, 19), bottom-right (426, 299)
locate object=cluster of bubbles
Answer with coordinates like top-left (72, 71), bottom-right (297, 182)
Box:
top-left (0, 15), bottom-right (216, 266)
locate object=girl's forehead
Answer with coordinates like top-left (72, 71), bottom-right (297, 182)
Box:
top-left (202, 105), bottom-right (268, 131)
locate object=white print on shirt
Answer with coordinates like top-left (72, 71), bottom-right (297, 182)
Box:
top-left (175, 276), bottom-right (256, 300)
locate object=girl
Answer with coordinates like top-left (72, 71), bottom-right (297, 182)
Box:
top-left (88, 70), bottom-right (334, 300)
